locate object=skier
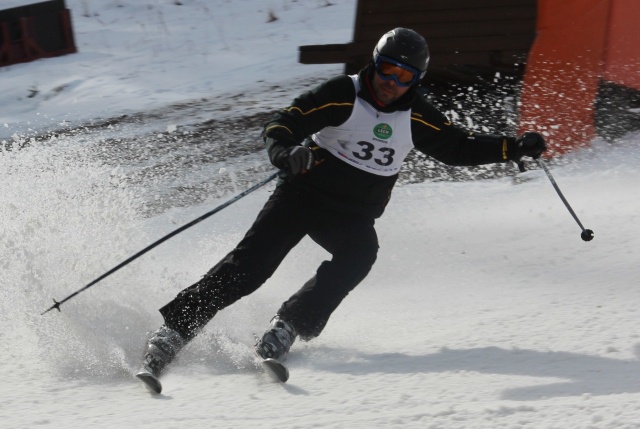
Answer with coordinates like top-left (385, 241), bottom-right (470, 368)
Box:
top-left (136, 27), bottom-right (546, 392)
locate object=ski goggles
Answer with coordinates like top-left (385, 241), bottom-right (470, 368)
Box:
top-left (374, 55), bottom-right (422, 87)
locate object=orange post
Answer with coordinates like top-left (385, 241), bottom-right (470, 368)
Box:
top-left (519, 0), bottom-right (610, 156)
top-left (602, 0), bottom-right (640, 90)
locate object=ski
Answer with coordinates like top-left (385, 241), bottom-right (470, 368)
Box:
top-left (135, 334), bottom-right (291, 393)
top-left (136, 370), bottom-right (163, 394)
top-left (261, 358), bottom-right (289, 383)
top-left (135, 358), bottom-right (288, 394)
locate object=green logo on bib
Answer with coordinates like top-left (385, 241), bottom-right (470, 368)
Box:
top-left (373, 123), bottom-right (392, 139)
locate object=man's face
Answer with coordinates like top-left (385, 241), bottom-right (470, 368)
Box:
top-left (371, 70), bottom-right (412, 105)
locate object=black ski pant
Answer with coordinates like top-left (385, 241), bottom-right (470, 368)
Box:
top-left (159, 183), bottom-right (379, 341)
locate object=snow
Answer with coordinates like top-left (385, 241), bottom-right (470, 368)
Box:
top-left (0, 0), bottom-right (351, 137)
top-left (2, 1), bottom-right (640, 428)
top-left (0, 0), bottom-right (39, 8)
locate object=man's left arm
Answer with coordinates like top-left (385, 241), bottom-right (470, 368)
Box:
top-left (411, 104), bottom-right (546, 166)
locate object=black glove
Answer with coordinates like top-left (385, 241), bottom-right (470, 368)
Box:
top-left (510, 132), bottom-right (547, 161)
top-left (281, 146), bottom-right (315, 176)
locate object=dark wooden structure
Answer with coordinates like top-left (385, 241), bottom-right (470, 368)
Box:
top-left (0, 0), bottom-right (76, 67)
top-left (300, 0), bottom-right (537, 83)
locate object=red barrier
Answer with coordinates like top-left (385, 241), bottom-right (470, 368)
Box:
top-left (519, 0), bottom-right (640, 155)
top-left (602, 0), bottom-right (640, 90)
top-left (519, 0), bottom-right (609, 155)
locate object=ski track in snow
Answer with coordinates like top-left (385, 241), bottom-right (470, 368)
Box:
top-left (2, 1), bottom-right (640, 428)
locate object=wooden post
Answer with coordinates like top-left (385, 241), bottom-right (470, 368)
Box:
top-left (0, 0), bottom-right (76, 67)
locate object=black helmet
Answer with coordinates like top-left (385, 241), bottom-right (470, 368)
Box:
top-left (373, 28), bottom-right (429, 78)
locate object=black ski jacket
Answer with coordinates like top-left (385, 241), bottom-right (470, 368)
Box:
top-left (263, 66), bottom-right (516, 219)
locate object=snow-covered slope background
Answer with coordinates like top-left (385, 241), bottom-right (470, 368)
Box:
top-left (2, 1), bottom-right (640, 428)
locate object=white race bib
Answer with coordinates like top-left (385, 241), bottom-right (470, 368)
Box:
top-left (312, 75), bottom-right (414, 177)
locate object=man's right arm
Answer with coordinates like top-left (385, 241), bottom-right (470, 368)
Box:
top-left (263, 75), bottom-right (355, 170)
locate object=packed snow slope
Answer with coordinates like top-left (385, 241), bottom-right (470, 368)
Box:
top-left (2, 1), bottom-right (640, 428)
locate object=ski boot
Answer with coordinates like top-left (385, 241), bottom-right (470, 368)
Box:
top-left (255, 316), bottom-right (297, 382)
top-left (136, 325), bottom-right (185, 393)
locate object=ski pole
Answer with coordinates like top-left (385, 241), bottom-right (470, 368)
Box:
top-left (535, 158), bottom-right (594, 242)
top-left (41, 171), bottom-right (279, 315)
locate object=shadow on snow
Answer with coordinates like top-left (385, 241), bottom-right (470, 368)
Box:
top-left (305, 345), bottom-right (640, 401)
